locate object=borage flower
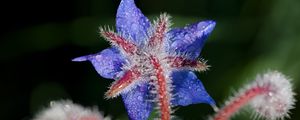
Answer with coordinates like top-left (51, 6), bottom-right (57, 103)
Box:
top-left (73, 0), bottom-right (216, 120)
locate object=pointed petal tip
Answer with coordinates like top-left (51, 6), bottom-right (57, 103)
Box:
top-left (72, 56), bottom-right (89, 62)
top-left (116, 0), bottom-right (150, 43)
top-left (209, 97), bottom-right (216, 105)
top-left (201, 20), bottom-right (216, 35)
top-left (206, 20), bottom-right (216, 25)
top-left (171, 71), bottom-right (216, 106)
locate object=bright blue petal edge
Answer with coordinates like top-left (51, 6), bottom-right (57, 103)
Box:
top-left (171, 70), bottom-right (216, 106)
top-left (116, 0), bottom-right (151, 44)
top-left (168, 20), bottom-right (216, 59)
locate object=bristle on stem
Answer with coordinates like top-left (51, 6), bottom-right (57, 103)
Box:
top-left (150, 56), bottom-right (171, 120)
top-left (214, 86), bottom-right (268, 120)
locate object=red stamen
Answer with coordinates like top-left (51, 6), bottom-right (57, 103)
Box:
top-left (150, 56), bottom-right (171, 120)
top-left (149, 14), bottom-right (169, 47)
top-left (213, 86), bottom-right (269, 120)
top-left (167, 56), bottom-right (208, 72)
top-left (106, 68), bottom-right (141, 98)
top-left (101, 31), bottom-right (137, 54)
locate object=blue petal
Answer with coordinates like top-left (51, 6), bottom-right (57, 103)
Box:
top-left (116, 0), bottom-right (151, 43)
top-left (72, 47), bottom-right (125, 79)
top-left (122, 84), bottom-right (153, 120)
top-left (168, 20), bottom-right (216, 59)
top-left (171, 71), bottom-right (215, 106)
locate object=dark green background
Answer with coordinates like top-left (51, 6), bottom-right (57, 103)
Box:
top-left (1, 0), bottom-right (299, 119)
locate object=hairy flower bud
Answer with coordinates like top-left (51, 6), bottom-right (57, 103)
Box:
top-left (213, 71), bottom-right (295, 120)
top-left (32, 100), bottom-right (110, 120)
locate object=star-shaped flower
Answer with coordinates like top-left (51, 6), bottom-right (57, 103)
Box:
top-left (73, 0), bottom-right (216, 120)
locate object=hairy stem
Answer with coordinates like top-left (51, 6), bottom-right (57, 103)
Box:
top-left (213, 86), bottom-right (269, 120)
top-left (150, 56), bottom-right (171, 120)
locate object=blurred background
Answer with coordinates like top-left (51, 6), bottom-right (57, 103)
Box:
top-left (1, 0), bottom-right (300, 119)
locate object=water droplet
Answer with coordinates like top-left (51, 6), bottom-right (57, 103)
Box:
top-left (268, 92), bottom-right (273, 96)
top-left (64, 104), bottom-right (71, 110)
top-left (138, 96), bottom-right (143, 101)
